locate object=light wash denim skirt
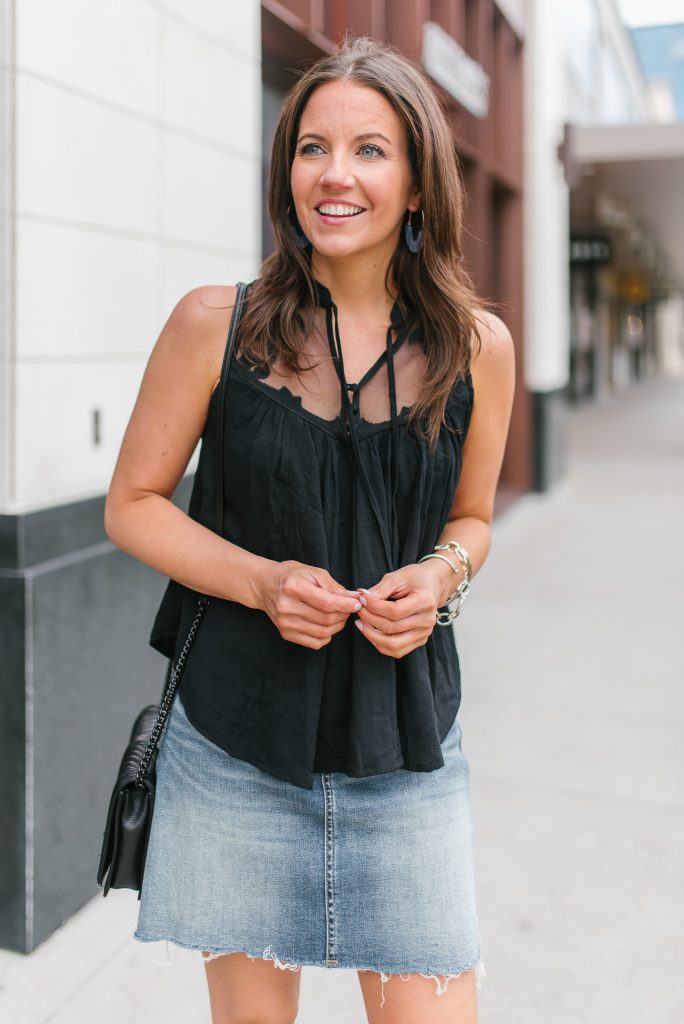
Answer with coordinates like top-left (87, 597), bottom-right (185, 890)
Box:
top-left (134, 691), bottom-right (485, 1001)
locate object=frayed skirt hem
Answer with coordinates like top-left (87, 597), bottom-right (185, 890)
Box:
top-left (133, 931), bottom-right (486, 1002)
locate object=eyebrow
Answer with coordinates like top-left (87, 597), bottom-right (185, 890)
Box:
top-left (296, 131), bottom-right (394, 145)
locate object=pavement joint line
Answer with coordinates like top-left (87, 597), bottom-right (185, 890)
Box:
top-left (40, 933), bottom-right (133, 1024)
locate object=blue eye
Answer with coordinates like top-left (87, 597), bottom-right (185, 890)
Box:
top-left (296, 141), bottom-right (385, 158)
top-left (359, 143), bottom-right (384, 158)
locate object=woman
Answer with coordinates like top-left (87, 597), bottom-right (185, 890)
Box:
top-left (105, 36), bottom-right (514, 1024)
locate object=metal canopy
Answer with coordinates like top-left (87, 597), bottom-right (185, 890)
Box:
top-left (571, 122), bottom-right (684, 291)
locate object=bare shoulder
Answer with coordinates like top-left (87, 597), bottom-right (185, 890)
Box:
top-left (471, 308), bottom-right (514, 360)
top-left (163, 284), bottom-right (239, 394)
top-left (169, 284), bottom-right (237, 338)
top-left (469, 308), bottom-right (515, 392)
top-left (105, 284), bottom-right (243, 509)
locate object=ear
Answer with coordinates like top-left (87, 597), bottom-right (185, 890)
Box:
top-left (408, 188), bottom-right (422, 213)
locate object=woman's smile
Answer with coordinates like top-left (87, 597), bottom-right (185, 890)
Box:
top-left (315, 201), bottom-right (367, 224)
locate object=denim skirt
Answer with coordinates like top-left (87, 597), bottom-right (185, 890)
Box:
top-left (134, 691), bottom-right (485, 1001)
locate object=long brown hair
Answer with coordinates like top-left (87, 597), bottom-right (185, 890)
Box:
top-left (238, 35), bottom-right (483, 449)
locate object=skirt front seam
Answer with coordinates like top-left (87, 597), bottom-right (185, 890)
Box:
top-left (323, 772), bottom-right (338, 966)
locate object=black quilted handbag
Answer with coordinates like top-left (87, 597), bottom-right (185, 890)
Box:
top-left (96, 282), bottom-right (248, 897)
top-left (96, 610), bottom-right (207, 896)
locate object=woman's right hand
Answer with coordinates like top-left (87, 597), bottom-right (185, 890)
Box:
top-left (258, 561), bottom-right (362, 650)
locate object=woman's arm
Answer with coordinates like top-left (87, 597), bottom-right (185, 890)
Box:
top-left (104, 285), bottom-right (273, 609)
top-left (355, 310), bottom-right (516, 653)
top-left (420, 309), bottom-right (517, 605)
top-left (104, 285), bottom-right (362, 645)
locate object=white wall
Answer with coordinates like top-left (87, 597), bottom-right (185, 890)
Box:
top-left (0, 0), bottom-right (15, 517)
top-left (523, 0), bottom-right (653, 394)
top-left (656, 295), bottom-right (684, 377)
top-left (0, 0), bottom-right (262, 514)
top-left (524, 0), bottom-right (571, 391)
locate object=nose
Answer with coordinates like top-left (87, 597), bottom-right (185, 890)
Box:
top-left (319, 150), bottom-right (355, 190)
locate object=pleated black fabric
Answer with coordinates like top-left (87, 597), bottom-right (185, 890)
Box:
top-left (149, 279), bottom-right (475, 790)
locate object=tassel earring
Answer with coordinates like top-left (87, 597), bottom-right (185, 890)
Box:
top-left (287, 205), bottom-right (310, 250)
top-left (404, 209), bottom-right (424, 253)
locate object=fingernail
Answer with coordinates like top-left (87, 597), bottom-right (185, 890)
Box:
top-left (358, 587), bottom-right (371, 594)
top-left (353, 601), bottom-right (362, 612)
top-left (354, 619), bottom-right (364, 632)
top-left (358, 596), bottom-right (367, 607)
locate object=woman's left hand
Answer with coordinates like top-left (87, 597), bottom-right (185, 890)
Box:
top-left (353, 563), bottom-right (450, 658)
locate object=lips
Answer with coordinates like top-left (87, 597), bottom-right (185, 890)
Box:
top-left (315, 202), bottom-right (365, 218)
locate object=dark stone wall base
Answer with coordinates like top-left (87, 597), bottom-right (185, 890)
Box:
top-left (0, 479), bottom-right (192, 953)
top-left (533, 388), bottom-right (568, 492)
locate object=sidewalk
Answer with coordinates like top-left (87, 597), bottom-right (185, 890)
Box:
top-left (461, 374), bottom-right (684, 1023)
top-left (1, 375), bottom-right (682, 1023)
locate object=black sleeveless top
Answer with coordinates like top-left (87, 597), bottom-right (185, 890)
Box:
top-left (149, 279), bottom-right (475, 790)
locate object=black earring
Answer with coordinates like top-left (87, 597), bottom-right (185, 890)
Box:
top-left (404, 209), bottom-right (424, 253)
top-left (287, 205), bottom-right (310, 250)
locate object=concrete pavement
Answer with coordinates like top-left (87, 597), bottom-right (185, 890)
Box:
top-left (1, 374), bottom-right (682, 1023)
top-left (461, 374), bottom-right (684, 1023)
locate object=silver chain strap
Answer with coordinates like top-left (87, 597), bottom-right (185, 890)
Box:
top-left (134, 597), bottom-right (209, 787)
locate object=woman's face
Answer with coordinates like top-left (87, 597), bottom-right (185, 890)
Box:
top-left (290, 80), bottom-right (421, 267)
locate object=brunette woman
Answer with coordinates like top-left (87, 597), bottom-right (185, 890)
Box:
top-left (105, 36), bottom-right (514, 1024)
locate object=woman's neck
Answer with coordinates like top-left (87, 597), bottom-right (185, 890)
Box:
top-left (311, 254), bottom-right (396, 322)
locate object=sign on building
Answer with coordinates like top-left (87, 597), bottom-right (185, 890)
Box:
top-left (570, 236), bottom-right (613, 264)
top-left (422, 21), bottom-right (490, 119)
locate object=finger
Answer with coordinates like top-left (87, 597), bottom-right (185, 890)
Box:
top-left (356, 607), bottom-right (434, 635)
top-left (358, 575), bottom-right (407, 601)
top-left (281, 615), bottom-right (341, 641)
top-left (354, 620), bottom-right (430, 657)
top-left (276, 594), bottom-right (351, 627)
top-left (357, 589), bottom-right (427, 621)
top-left (284, 630), bottom-right (332, 651)
top-left (287, 576), bottom-right (362, 615)
top-left (305, 568), bottom-right (360, 602)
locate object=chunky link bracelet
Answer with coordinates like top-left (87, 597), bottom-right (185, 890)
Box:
top-left (434, 541), bottom-right (472, 579)
top-left (418, 540), bottom-right (472, 625)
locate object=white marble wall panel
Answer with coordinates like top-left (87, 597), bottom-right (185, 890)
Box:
top-left (152, 0), bottom-right (260, 60)
top-left (0, 0), bottom-right (12, 79)
top-left (16, 218), bottom-right (163, 359)
top-left (14, 359), bottom-right (146, 509)
top-left (16, 0), bottom-right (160, 118)
top-left (0, 64), bottom-right (11, 220)
top-left (160, 244), bottom-right (259, 313)
top-left (162, 14), bottom-right (260, 154)
top-left (162, 131), bottom-right (259, 249)
top-left (0, 208), bottom-right (10, 360)
top-left (0, 0), bottom-right (12, 327)
top-left (2, 0), bottom-right (262, 514)
top-left (0, 14), bottom-right (14, 510)
top-left (0, 347), bottom-right (10, 515)
top-left (16, 72), bottom-right (162, 236)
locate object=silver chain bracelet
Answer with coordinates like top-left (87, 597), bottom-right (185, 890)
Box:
top-left (418, 541), bottom-right (472, 626)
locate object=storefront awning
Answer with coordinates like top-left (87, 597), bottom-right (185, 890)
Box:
top-left (571, 122), bottom-right (684, 291)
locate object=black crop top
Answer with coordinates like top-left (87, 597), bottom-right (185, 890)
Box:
top-left (149, 279), bottom-right (475, 790)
